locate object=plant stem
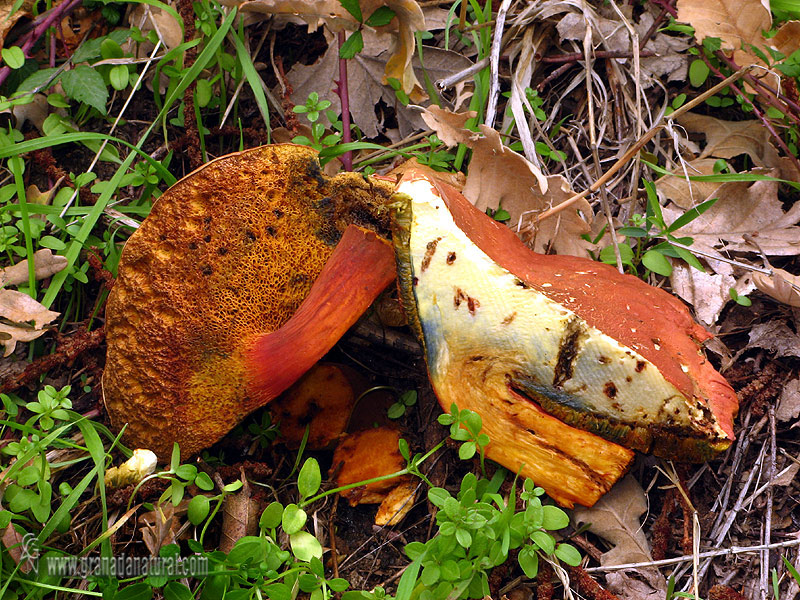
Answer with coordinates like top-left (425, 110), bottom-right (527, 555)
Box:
top-left (0, 0), bottom-right (83, 87)
top-left (336, 31), bottom-right (353, 171)
top-left (299, 439), bottom-right (445, 508)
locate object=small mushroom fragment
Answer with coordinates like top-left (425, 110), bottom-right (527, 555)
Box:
top-left (104, 145), bottom-right (396, 459)
top-left (392, 173), bottom-right (739, 507)
top-left (271, 363), bottom-right (365, 449)
top-left (331, 426), bottom-right (415, 524)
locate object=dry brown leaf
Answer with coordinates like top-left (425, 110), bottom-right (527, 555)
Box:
top-left (225, 0), bottom-right (425, 98)
top-left (747, 320), bottom-right (800, 358)
top-left (572, 476), bottom-right (666, 598)
top-left (678, 113), bottom-right (773, 166)
top-left (388, 157), bottom-right (465, 191)
top-left (752, 268), bottom-right (800, 307)
top-left (0, 289), bottom-right (60, 357)
top-left (1, 524), bottom-right (33, 573)
top-left (663, 177), bottom-right (800, 257)
top-left (287, 43), bottom-right (473, 139)
top-left (670, 265), bottom-right (754, 325)
top-left (220, 476), bottom-right (259, 553)
top-left (772, 21), bottom-right (800, 58)
top-left (0, 249), bottom-right (68, 287)
top-left (11, 94), bottom-right (49, 134)
top-left (0, 0), bottom-right (33, 52)
top-left (138, 500), bottom-right (190, 555)
top-left (500, 174), bottom-right (595, 257)
top-left (129, 4), bottom-right (183, 50)
top-left (421, 107), bottom-right (600, 257)
top-left (656, 159), bottom-right (730, 210)
top-left (419, 106), bottom-right (476, 146)
top-left (572, 475), bottom-right (653, 566)
top-left (676, 0), bottom-right (771, 65)
top-left (776, 378), bottom-right (800, 422)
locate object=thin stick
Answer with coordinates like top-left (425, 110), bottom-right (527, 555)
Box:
top-left (584, 538), bottom-right (800, 573)
top-left (483, 0), bottom-right (512, 129)
top-left (534, 67), bottom-right (751, 223)
top-left (761, 407), bottom-right (777, 600)
top-left (337, 31), bottom-right (353, 171)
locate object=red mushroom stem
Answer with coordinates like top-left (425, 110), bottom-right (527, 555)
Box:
top-left (246, 225), bottom-right (396, 404)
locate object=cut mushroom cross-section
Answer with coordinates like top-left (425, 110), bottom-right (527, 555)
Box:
top-left (391, 172), bottom-right (738, 507)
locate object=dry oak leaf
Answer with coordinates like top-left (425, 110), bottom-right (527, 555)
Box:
top-left (0, 289), bottom-right (59, 357)
top-left (420, 107), bottom-right (599, 257)
top-left (572, 475), bottom-right (666, 598)
top-left (287, 42), bottom-right (472, 138)
top-left (670, 264), bottom-right (754, 325)
top-left (662, 176), bottom-right (800, 257)
top-left (656, 159), bottom-right (730, 210)
top-left (0, 0), bottom-right (34, 52)
top-left (752, 268), bottom-right (800, 307)
top-left (771, 20), bottom-right (800, 58)
top-left (0, 249), bottom-right (68, 288)
top-left (776, 378), bottom-right (800, 422)
top-left (677, 113), bottom-right (773, 167)
top-left (747, 320), bottom-right (800, 358)
top-left (225, 0), bottom-right (425, 98)
top-left (676, 0), bottom-right (771, 67)
top-left (129, 4), bottom-right (183, 50)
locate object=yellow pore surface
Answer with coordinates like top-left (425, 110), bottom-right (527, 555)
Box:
top-left (104, 145), bottom-right (392, 458)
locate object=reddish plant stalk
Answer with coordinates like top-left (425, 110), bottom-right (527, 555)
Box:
top-left (336, 30), bottom-right (353, 171)
top-left (0, 0), bottom-right (83, 87)
top-left (700, 52), bottom-right (800, 177)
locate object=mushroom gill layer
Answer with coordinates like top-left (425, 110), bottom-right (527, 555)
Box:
top-left (104, 145), bottom-right (393, 459)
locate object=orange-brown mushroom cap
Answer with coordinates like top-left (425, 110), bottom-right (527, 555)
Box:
top-left (103, 145), bottom-right (395, 459)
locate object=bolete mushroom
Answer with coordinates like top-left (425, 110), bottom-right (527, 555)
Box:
top-left (103, 145), bottom-right (396, 459)
top-left (391, 173), bottom-right (738, 507)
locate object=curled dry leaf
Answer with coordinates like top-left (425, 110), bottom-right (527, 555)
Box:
top-left (422, 107), bottom-right (595, 256)
top-left (0, 289), bottom-right (60, 357)
top-left (677, 113), bottom-right (773, 168)
top-left (0, 0), bottom-right (34, 52)
top-left (663, 176), bottom-right (800, 257)
top-left (656, 158), bottom-right (730, 210)
top-left (220, 476), bottom-right (258, 553)
top-left (670, 265), bottom-right (754, 326)
top-left (676, 0), bottom-right (771, 69)
top-left (389, 158), bottom-right (465, 191)
top-left (138, 500), bottom-right (190, 555)
top-left (572, 475), bottom-right (667, 598)
top-left (104, 449), bottom-right (158, 489)
top-left (0, 249), bottom-right (68, 287)
top-left (287, 41), bottom-right (473, 139)
top-left (776, 378), bottom-right (800, 422)
top-left (226, 0), bottom-right (425, 98)
top-left (752, 268), bottom-right (800, 308)
top-left (747, 320), bottom-right (800, 358)
top-left (417, 108), bottom-right (603, 257)
top-left (129, 4), bottom-right (183, 50)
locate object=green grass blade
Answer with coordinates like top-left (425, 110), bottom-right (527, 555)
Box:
top-left (0, 133), bottom-right (176, 186)
top-left (38, 8), bottom-right (238, 308)
top-left (231, 29), bottom-right (271, 137)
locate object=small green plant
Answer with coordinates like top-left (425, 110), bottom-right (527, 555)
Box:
top-left (396, 473), bottom-right (580, 600)
top-left (603, 179), bottom-right (716, 277)
top-left (438, 403), bottom-right (491, 473)
top-left (388, 390), bottom-right (418, 419)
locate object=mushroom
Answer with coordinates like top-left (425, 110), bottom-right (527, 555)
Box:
top-left (103, 145), bottom-right (396, 459)
top-left (391, 173), bottom-right (738, 507)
